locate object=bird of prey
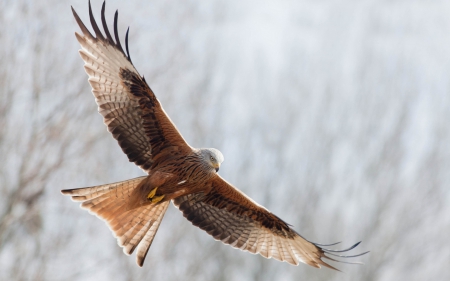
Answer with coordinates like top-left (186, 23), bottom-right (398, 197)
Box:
top-left (62, 1), bottom-right (367, 270)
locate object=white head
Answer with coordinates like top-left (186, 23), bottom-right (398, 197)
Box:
top-left (199, 148), bottom-right (224, 172)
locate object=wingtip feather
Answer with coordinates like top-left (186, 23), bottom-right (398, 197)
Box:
top-left (101, 1), bottom-right (114, 44)
top-left (88, 0), bottom-right (105, 41)
top-left (125, 27), bottom-right (132, 63)
top-left (113, 10), bottom-right (125, 54)
top-left (61, 189), bottom-right (71, 195)
top-left (72, 4), bottom-right (94, 39)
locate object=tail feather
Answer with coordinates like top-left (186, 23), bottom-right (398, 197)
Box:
top-left (100, 200), bottom-right (129, 222)
top-left (114, 207), bottom-right (153, 244)
top-left (61, 176), bottom-right (169, 266)
top-left (136, 201), bottom-right (169, 267)
top-left (116, 208), bottom-right (153, 253)
top-left (62, 177), bottom-right (145, 201)
top-left (81, 194), bottom-right (116, 214)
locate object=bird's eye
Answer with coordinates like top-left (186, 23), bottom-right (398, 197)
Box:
top-left (210, 156), bottom-right (214, 161)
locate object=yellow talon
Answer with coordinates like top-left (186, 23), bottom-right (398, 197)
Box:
top-left (147, 187), bottom-right (158, 199)
top-left (151, 195), bottom-right (165, 204)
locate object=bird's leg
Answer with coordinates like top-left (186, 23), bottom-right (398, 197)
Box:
top-left (147, 187), bottom-right (165, 204)
top-left (147, 187), bottom-right (158, 199)
top-left (150, 195), bottom-right (165, 203)
top-left (144, 172), bottom-right (178, 204)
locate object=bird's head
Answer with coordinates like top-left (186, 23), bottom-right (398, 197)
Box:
top-left (200, 148), bottom-right (224, 172)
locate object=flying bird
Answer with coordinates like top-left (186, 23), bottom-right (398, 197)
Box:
top-left (62, 1), bottom-right (368, 269)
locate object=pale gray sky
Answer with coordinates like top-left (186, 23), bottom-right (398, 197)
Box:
top-left (1, 0), bottom-right (450, 280)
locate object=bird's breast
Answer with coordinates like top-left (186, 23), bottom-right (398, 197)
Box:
top-left (155, 154), bottom-right (213, 184)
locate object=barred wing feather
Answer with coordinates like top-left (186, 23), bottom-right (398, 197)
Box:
top-left (72, 2), bottom-right (191, 172)
top-left (173, 175), bottom-right (367, 269)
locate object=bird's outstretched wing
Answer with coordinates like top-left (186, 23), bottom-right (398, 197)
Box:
top-left (173, 175), bottom-right (368, 269)
top-left (72, 2), bottom-right (191, 172)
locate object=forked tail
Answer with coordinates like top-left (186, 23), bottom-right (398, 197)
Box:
top-left (61, 177), bottom-right (169, 266)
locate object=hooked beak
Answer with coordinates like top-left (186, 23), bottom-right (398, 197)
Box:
top-left (215, 167), bottom-right (219, 172)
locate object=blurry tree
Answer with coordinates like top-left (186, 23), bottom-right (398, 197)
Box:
top-left (0, 0), bottom-right (105, 279)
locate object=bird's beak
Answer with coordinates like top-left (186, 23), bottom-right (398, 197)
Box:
top-left (215, 167), bottom-right (219, 172)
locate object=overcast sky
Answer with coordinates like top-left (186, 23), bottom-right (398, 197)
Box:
top-left (1, 0), bottom-right (450, 280)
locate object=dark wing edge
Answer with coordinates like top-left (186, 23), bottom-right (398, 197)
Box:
top-left (173, 175), bottom-right (368, 270)
top-left (72, 1), bottom-right (191, 172)
top-left (72, 1), bottom-right (131, 62)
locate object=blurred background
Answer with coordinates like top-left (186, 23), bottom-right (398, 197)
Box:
top-left (1, 0), bottom-right (450, 280)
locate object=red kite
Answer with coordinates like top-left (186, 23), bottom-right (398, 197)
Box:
top-left (62, 1), bottom-right (368, 269)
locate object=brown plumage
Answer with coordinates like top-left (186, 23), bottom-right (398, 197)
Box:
top-left (62, 1), bottom-right (368, 269)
